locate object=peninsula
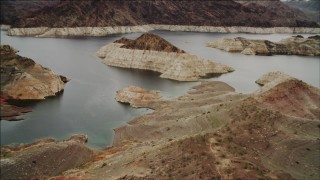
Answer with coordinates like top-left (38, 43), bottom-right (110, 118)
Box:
top-left (0, 45), bottom-right (69, 120)
top-left (3, 72), bottom-right (318, 179)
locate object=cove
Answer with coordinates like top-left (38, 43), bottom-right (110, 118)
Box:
top-left (1, 30), bottom-right (319, 149)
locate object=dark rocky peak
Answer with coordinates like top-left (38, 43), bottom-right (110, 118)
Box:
top-left (0, 45), bottom-right (35, 67)
top-left (116, 33), bottom-right (185, 53)
top-left (308, 35), bottom-right (320, 40)
top-left (3, 0), bottom-right (318, 28)
top-left (0, 45), bottom-right (17, 56)
top-left (114, 37), bottom-right (134, 44)
top-left (293, 35), bottom-right (304, 38)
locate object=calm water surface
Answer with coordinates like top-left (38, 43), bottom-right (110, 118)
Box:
top-left (1, 30), bottom-right (319, 149)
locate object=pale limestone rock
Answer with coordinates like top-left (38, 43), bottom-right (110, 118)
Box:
top-left (6, 25), bottom-right (320, 37)
top-left (115, 86), bottom-right (161, 108)
top-left (97, 43), bottom-right (234, 81)
top-left (208, 36), bottom-right (320, 56)
top-left (8, 25), bottom-right (153, 37)
top-left (0, 24), bottom-right (11, 30)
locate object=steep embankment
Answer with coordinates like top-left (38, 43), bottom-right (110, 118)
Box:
top-left (284, 0), bottom-right (320, 24)
top-left (1, 72), bottom-right (319, 179)
top-left (0, 0), bottom-right (59, 26)
top-left (97, 33), bottom-right (233, 81)
top-left (0, 45), bottom-right (68, 120)
top-left (208, 35), bottom-right (320, 56)
top-left (2, 0), bottom-right (317, 28)
top-left (2, 0), bottom-right (320, 36)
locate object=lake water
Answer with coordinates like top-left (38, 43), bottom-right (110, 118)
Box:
top-left (1, 30), bottom-right (319, 149)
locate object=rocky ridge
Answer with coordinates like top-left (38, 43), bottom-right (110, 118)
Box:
top-left (54, 72), bottom-right (319, 180)
top-left (0, 45), bottom-right (68, 120)
top-left (2, 0), bottom-right (317, 28)
top-left (1, 72), bottom-right (319, 179)
top-left (97, 33), bottom-right (234, 81)
top-left (207, 35), bottom-right (320, 56)
top-left (0, 135), bottom-right (95, 179)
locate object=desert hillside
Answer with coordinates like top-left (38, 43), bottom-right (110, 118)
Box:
top-left (2, 72), bottom-right (318, 179)
top-left (1, 0), bottom-right (318, 28)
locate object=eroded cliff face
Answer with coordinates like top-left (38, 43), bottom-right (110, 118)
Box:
top-left (97, 33), bottom-right (234, 81)
top-left (208, 35), bottom-right (320, 56)
top-left (0, 45), bottom-right (68, 120)
top-left (55, 72), bottom-right (319, 180)
top-left (2, 0), bottom-right (318, 28)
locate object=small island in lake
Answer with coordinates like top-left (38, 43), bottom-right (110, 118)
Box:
top-left (208, 35), bottom-right (320, 56)
top-left (97, 33), bottom-right (234, 81)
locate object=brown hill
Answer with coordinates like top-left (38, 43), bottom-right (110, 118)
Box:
top-left (256, 78), bottom-right (320, 120)
top-left (0, 135), bottom-right (94, 179)
top-left (1, 0), bottom-right (318, 28)
top-left (1, 72), bottom-right (319, 179)
top-left (115, 33), bottom-right (185, 53)
top-left (65, 72), bottom-right (318, 180)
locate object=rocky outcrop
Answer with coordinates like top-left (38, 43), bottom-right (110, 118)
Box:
top-left (59, 72), bottom-right (319, 180)
top-left (254, 71), bottom-right (320, 120)
top-left (0, 97), bottom-right (32, 121)
top-left (255, 71), bottom-right (293, 87)
top-left (6, 25), bottom-right (320, 37)
top-left (0, 135), bottom-right (94, 180)
top-left (115, 33), bottom-right (185, 53)
top-left (97, 33), bottom-right (234, 81)
top-left (115, 86), bottom-right (161, 108)
top-left (208, 35), bottom-right (320, 56)
top-left (0, 45), bottom-right (68, 120)
top-left (2, 0), bottom-right (318, 28)
top-left (0, 45), bottom-right (68, 100)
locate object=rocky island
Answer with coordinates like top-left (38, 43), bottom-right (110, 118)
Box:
top-left (207, 35), bottom-right (320, 56)
top-left (0, 45), bottom-right (69, 120)
top-left (97, 33), bottom-right (234, 81)
top-left (1, 72), bottom-right (319, 179)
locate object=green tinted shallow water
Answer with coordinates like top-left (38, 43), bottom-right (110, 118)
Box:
top-left (1, 30), bottom-right (319, 149)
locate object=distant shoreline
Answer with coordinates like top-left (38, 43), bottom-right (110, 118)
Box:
top-left (1, 24), bottom-right (320, 37)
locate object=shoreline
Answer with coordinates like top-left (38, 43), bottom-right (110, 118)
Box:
top-left (2, 24), bottom-right (320, 37)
